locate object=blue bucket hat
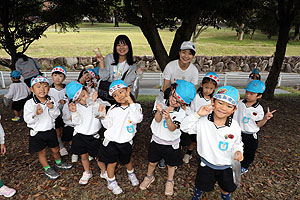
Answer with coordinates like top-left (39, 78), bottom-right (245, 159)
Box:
top-left (86, 68), bottom-right (96, 79)
top-left (252, 68), bottom-right (259, 74)
top-left (10, 70), bottom-right (21, 79)
top-left (31, 75), bottom-right (49, 87)
top-left (52, 66), bottom-right (67, 76)
top-left (66, 81), bottom-right (83, 101)
top-left (94, 67), bottom-right (99, 76)
top-left (174, 80), bottom-right (196, 104)
top-left (204, 72), bottom-right (220, 85)
top-left (109, 80), bottom-right (128, 96)
top-left (213, 86), bottom-right (240, 106)
top-left (245, 80), bottom-right (265, 94)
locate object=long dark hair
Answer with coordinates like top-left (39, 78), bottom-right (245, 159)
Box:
top-left (112, 35), bottom-right (134, 65)
top-left (16, 52), bottom-right (29, 61)
top-left (77, 69), bottom-right (88, 85)
top-left (197, 77), bottom-right (218, 98)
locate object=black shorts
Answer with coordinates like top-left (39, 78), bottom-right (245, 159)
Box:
top-left (55, 116), bottom-right (64, 129)
top-left (70, 133), bottom-right (100, 157)
top-left (148, 141), bottom-right (183, 167)
top-left (62, 126), bottom-right (74, 142)
top-left (29, 129), bottom-right (59, 153)
top-left (180, 131), bottom-right (192, 147)
top-left (12, 98), bottom-right (28, 111)
top-left (195, 163), bottom-right (237, 193)
top-left (98, 141), bottom-right (132, 165)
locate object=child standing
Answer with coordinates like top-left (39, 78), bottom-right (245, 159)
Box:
top-left (233, 80), bottom-right (276, 174)
top-left (0, 116), bottom-right (16, 198)
top-left (66, 81), bottom-right (107, 185)
top-left (248, 68), bottom-right (261, 82)
top-left (181, 86), bottom-right (244, 200)
top-left (98, 80), bottom-right (143, 195)
top-left (139, 80), bottom-right (196, 196)
top-left (183, 72), bottom-right (220, 164)
top-left (48, 66), bottom-right (68, 156)
top-left (4, 70), bottom-right (30, 122)
top-left (23, 76), bottom-right (72, 180)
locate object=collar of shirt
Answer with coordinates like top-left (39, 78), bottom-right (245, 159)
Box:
top-left (33, 95), bottom-right (51, 105)
top-left (242, 99), bottom-right (260, 108)
top-left (207, 112), bottom-right (233, 128)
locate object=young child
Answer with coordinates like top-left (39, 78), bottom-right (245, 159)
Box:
top-left (23, 76), bottom-right (72, 180)
top-left (0, 116), bottom-right (16, 198)
top-left (233, 80), bottom-right (276, 174)
top-left (48, 66), bottom-right (68, 156)
top-left (182, 72), bottom-right (220, 164)
top-left (139, 80), bottom-right (196, 196)
top-left (66, 81), bottom-right (107, 185)
top-left (248, 68), bottom-right (261, 82)
top-left (4, 70), bottom-right (30, 122)
top-left (98, 80), bottom-right (143, 195)
top-left (181, 86), bottom-right (244, 200)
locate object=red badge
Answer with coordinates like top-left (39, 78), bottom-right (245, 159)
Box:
top-left (228, 134), bottom-right (234, 139)
top-left (253, 112), bottom-right (257, 116)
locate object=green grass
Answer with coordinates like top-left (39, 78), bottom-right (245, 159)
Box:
top-left (137, 95), bottom-right (156, 102)
top-left (0, 23), bottom-right (299, 58)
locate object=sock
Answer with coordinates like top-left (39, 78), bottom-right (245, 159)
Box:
top-left (108, 176), bottom-right (116, 184)
top-left (127, 168), bottom-right (134, 175)
top-left (192, 187), bottom-right (202, 200)
top-left (43, 165), bottom-right (50, 171)
top-left (221, 192), bottom-right (231, 200)
top-left (0, 179), bottom-right (3, 188)
top-left (58, 137), bottom-right (64, 149)
top-left (55, 159), bottom-right (61, 165)
top-left (187, 150), bottom-right (193, 155)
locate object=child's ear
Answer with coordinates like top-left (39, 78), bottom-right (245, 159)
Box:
top-left (257, 94), bottom-right (262, 99)
top-left (127, 87), bottom-right (131, 95)
top-left (30, 87), bottom-right (33, 92)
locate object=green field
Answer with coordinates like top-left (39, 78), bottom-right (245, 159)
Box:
top-left (0, 23), bottom-right (300, 58)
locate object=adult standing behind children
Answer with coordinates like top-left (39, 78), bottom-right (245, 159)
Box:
top-left (15, 52), bottom-right (42, 88)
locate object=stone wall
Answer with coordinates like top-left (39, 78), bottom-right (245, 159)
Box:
top-left (1, 55), bottom-right (300, 73)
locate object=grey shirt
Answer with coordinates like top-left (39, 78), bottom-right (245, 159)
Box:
top-left (16, 58), bottom-right (41, 80)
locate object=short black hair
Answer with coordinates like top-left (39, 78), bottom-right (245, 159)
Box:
top-left (52, 71), bottom-right (66, 77)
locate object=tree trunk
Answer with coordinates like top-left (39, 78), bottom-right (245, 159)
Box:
top-left (237, 24), bottom-right (244, 40)
top-left (114, 10), bottom-right (119, 27)
top-left (250, 29), bottom-right (255, 40)
top-left (293, 24), bottom-right (299, 41)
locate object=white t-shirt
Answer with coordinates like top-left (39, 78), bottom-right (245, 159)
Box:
top-left (190, 91), bottom-right (212, 113)
top-left (5, 82), bottom-right (30, 101)
top-left (162, 59), bottom-right (199, 86)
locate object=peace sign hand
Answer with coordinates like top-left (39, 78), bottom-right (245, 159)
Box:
top-left (93, 48), bottom-right (104, 68)
top-left (264, 107), bottom-right (276, 120)
top-left (197, 103), bottom-right (213, 117)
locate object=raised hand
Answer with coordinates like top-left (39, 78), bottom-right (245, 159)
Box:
top-left (162, 109), bottom-right (171, 120)
top-left (264, 107), bottom-right (276, 120)
top-left (69, 102), bottom-right (76, 112)
top-left (125, 88), bottom-right (134, 104)
top-left (92, 90), bottom-right (98, 102)
top-left (36, 103), bottom-right (43, 115)
top-left (197, 103), bottom-right (213, 117)
top-left (156, 104), bottom-right (163, 113)
top-left (234, 151), bottom-right (244, 162)
top-left (46, 99), bottom-right (54, 109)
top-left (98, 104), bottom-right (106, 115)
top-left (93, 48), bottom-right (104, 68)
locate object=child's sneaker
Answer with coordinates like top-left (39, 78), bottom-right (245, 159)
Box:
top-left (128, 172), bottom-right (139, 186)
top-left (100, 171), bottom-right (108, 181)
top-left (158, 159), bottom-right (166, 169)
top-left (11, 117), bottom-right (21, 122)
top-left (241, 167), bottom-right (248, 175)
top-left (0, 185), bottom-right (16, 198)
top-left (44, 167), bottom-right (59, 180)
top-left (71, 154), bottom-right (79, 163)
top-left (139, 176), bottom-right (155, 190)
top-left (165, 180), bottom-right (174, 196)
top-left (108, 180), bottom-right (123, 195)
top-left (59, 147), bottom-right (68, 156)
top-left (79, 171), bottom-right (93, 185)
top-left (55, 162), bottom-right (72, 170)
top-left (183, 154), bottom-right (192, 164)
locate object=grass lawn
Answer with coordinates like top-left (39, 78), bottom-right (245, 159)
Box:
top-left (0, 23), bottom-right (300, 58)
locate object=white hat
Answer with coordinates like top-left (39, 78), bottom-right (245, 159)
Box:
top-left (180, 41), bottom-right (196, 52)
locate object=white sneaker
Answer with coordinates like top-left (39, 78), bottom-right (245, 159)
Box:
top-left (0, 185), bottom-right (16, 198)
top-left (108, 180), bottom-right (123, 195)
top-left (59, 147), bottom-right (68, 156)
top-left (128, 173), bottom-right (139, 186)
top-left (79, 171), bottom-right (93, 185)
top-left (100, 171), bottom-right (108, 181)
top-left (71, 154), bottom-right (78, 163)
top-left (88, 156), bottom-right (93, 161)
top-left (183, 154), bottom-right (192, 164)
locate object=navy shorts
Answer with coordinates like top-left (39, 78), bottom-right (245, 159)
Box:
top-left (70, 133), bottom-right (100, 157)
top-left (55, 116), bottom-right (64, 129)
top-left (12, 97), bottom-right (28, 111)
top-left (62, 126), bottom-right (74, 142)
top-left (98, 141), bottom-right (132, 165)
top-left (29, 129), bottom-right (59, 153)
top-left (148, 141), bottom-right (183, 167)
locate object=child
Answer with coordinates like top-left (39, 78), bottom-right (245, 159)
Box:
top-left (23, 76), bottom-right (72, 180)
top-left (98, 80), bottom-right (143, 195)
top-left (139, 80), bottom-right (196, 196)
top-left (181, 86), bottom-right (244, 200)
top-left (66, 81), bottom-right (107, 185)
top-left (182, 72), bottom-right (220, 164)
top-left (0, 116), bottom-right (16, 198)
top-left (233, 80), bottom-right (276, 174)
top-left (248, 68), bottom-right (261, 82)
top-left (4, 70), bottom-right (30, 122)
top-left (48, 66), bottom-right (68, 156)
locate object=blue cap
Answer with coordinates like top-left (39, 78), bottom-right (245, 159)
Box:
top-left (66, 81), bottom-right (83, 101)
top-left (86, 68), bottom-right (96, 79)
top-left (245, 80), bottom-right (265, 94)
top-left (10, 70), bottom-right (21, 79)
top-left (213, 86), bottom-right (240, 106)
top-left (109, 80), bottom-right (128, 96)
top-left (94, 67), bottom-right (99, 76)
top-left (204, 72), bottom-right (220, 85)
top-left (31, 75), bottom-right (49, 87)
top-left (52, 66), bottom-right (67, 76)
top-left (174, 80), bottom-right (196, 104)
top-left (252, 68), bottom-right (259, 74)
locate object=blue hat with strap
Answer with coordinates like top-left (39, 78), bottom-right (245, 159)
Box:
top-left (94, 67), bottom-right (99, 76)
top-left (252, 68), bottom-right (259, 74)
top-left (109, 80), bottom-right (128, 96)
top-left (174, 80), bottom-right (196, 104)
top-left (10, 70), bottom-right (21, 79)
top-left (66, 81), bottom-right (83, 101)
top-left (52, 66), bottom-right (67, 76)
top-left (213, 85), bottom-right (240, 106)
top-left (31, 75), bottom-right (49, 87)
top-left (204, 72), bottom-right (220, 85)
top-left (245, 80), bottom-right (265, 93)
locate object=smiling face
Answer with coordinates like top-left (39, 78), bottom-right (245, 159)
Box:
top-left (116, 41), bottom-right (129, 57)
top-left (75, 88), bottom-right (89, 105)
top-left (51, 73), bottom-right (65, 85)
top-left (169, 90), bottom-right (184, 107)
top-left (31, 82), bottom-right (50, 100)
top-left (112, 88), bottom-right (128, 105)
top-left (79, 72), bottom-right (91, 84)
top-left (202, 82), bottom-right (216, 99)
top-left (213, 99), bottom-right (236, 119)
top-left (178, 49), bottom-right (194, 66)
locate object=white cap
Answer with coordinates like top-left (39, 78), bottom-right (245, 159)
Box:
top-left (180, 41), bottom-right (196, 52)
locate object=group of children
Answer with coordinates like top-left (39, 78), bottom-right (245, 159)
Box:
top-left (0, 42), bottom-right (276, 199)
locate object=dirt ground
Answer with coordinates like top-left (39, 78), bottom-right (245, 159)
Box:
top-left (0, 97), bottom-right (299, 200)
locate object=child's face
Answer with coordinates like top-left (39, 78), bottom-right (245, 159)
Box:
top-left (51, 73), bottom-right (65, 85)
top-left (179, 50), bottom-right (194, 65)
top-left (31, 82), bottom-right (50, 98)
top-left (112, 88), bottom-right (128, 104)
top-left (202, 82), bottom-right (216, 98)
top-left (75, 89), bottom-right (89, 105)
top-left (169, 90), bottom-right (184, 107)
top-left (213, 99), bottom-right (236, 119)
top-left (252, 74), bottom-right (259, 80)
top-left (116, 42), bottom-right (129, 56)
top-left (245, 90), bottom-right (262, 103)
top-left (79, 72), bottom-right (91, 84)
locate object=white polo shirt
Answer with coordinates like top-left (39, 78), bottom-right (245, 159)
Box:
top-left (48, 84), bottom-right (67, 109)
top-left (190, 90), bottom-right (212, 113)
